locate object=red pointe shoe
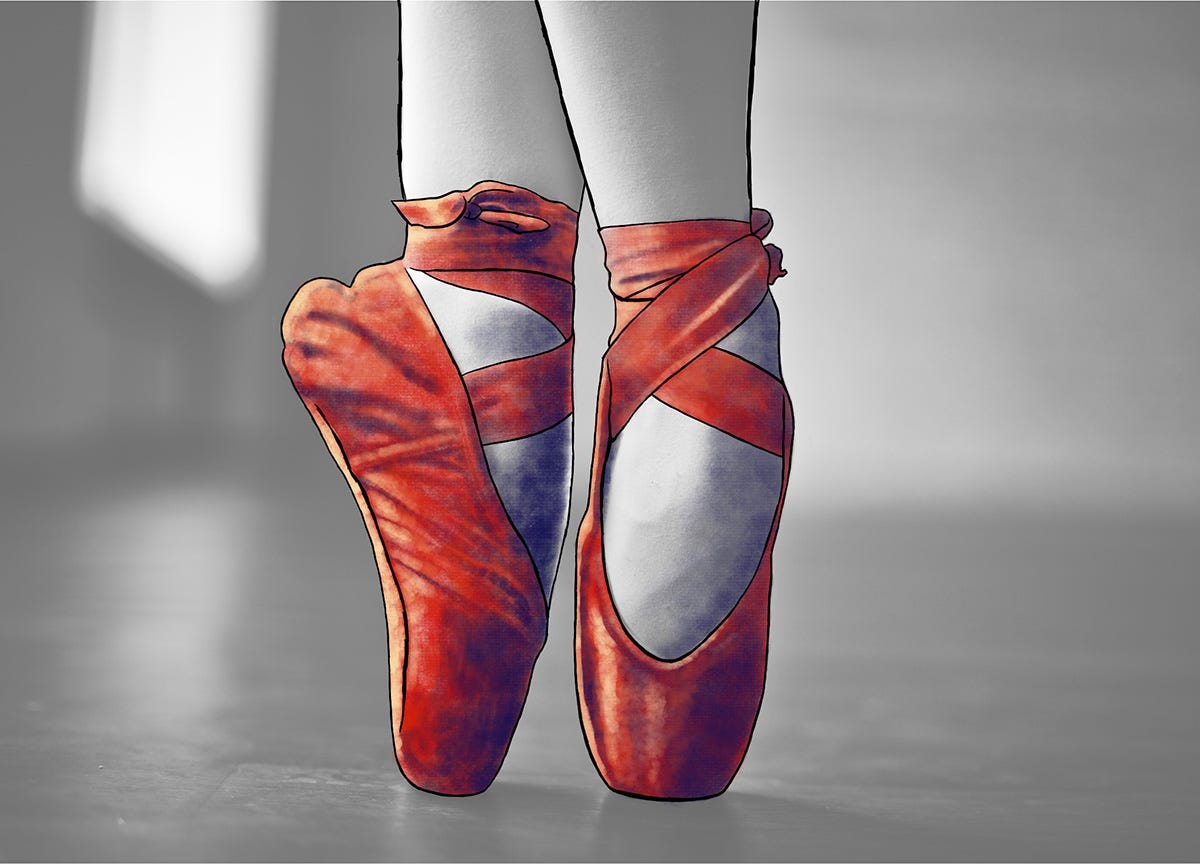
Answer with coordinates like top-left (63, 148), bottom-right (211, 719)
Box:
top-left (576, 210), bottom-right (792, 800)
top-left (282, 181), bottom-right (577, 795)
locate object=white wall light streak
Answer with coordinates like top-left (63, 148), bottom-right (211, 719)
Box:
top-left (78, 2), bottom-right (275, 297)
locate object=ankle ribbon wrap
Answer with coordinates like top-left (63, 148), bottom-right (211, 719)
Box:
top-left (396, 182), bottom-right (577, 445)
top-left (599, 209), bottom-right (787, 454)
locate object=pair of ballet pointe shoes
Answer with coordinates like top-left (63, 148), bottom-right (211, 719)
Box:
top-left (281, 181), bottom-right (792, 800)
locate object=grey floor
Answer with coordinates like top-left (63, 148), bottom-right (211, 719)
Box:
top-left (2, 433), bottom-right (1197, 862)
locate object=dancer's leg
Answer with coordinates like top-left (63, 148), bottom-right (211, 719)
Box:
top-left (401, 1), bottom-right (583, 598)
top-left (537, 0), bottom-right (753, 227)
top-left (401, 0), bottom-right (581, 206)
top-left (282, 2), bottom-right (582, 796)
top-left (540, 1), bottom-right (783, 660)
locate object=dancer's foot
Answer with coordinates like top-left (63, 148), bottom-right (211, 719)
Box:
top-left (577, 211), bottom-right (792, 800)
top-left (406, 266), bottom-right (572, 600)
top-left (603, 289), bottom-right (783, 659)
top-left (282, 182), bottom-right (577, 795)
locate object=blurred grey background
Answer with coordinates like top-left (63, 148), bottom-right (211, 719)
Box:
top-left (1, 2), bottom-right (1198, 861)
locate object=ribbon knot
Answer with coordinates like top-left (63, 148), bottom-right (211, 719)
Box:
top-left (764, 243), bottom-right (786, 285)
top-left (749, 209), bottom-right (787, 285)
top-left (394, 182), bottom-right (551, 235)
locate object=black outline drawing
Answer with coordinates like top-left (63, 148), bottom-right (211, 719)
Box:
top-left (281, 0), bottom-right (791, 802)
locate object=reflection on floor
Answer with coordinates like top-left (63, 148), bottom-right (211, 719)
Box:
top-left (1, 433), bottom-right (1197, 861)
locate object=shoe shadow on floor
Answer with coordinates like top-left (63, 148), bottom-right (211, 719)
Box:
top-left (591, 792), bottom-right (750, 861)
top-left (381, 779), bottom-right (601, 862)
top-left (590, 789), bottom-right (1072, 862)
